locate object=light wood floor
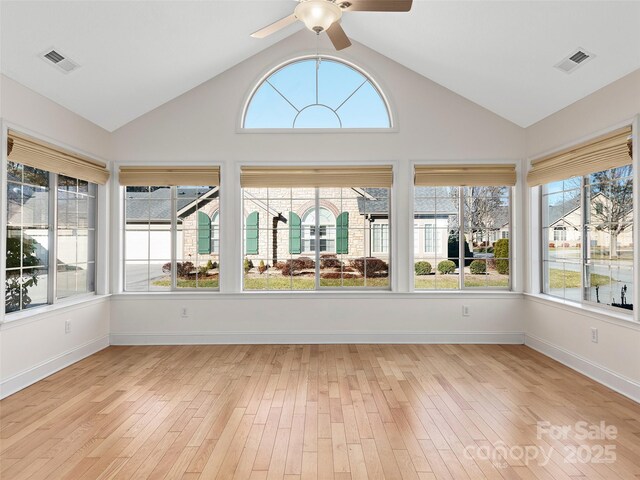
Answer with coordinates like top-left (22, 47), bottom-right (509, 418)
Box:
top-left (1, 345), bottom-right (640, 480)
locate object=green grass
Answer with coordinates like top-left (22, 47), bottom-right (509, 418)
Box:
top-left (152, 278), bottom-right (219, 288)
top-left (243, 276), bottom-right (389, 290)
top-left (414, 274), bottom-right (509, 289)
top-left (548, 269), bottom-right (611, 289)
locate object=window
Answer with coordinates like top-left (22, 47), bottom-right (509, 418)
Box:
top-left (553, 227), bottom-right (568, 242)
top-left (243, 56), bottom-right (391, 129)
top-left (542, 166), bottom-right (634, 310)
top-left (242, 186), bottom-right (390, 290)
top-left (413, 185), bottom-right (512, 290)
top-left (211, 211), bottom-right (220, 254)
top-left (5, 162), bottom-right (97, 313)
top-left (302, 207), bottom-right (335, 253)
top-left (372, 223), bottom-right (389, 253)
top-left (123, 185), bottom-right (219, 291)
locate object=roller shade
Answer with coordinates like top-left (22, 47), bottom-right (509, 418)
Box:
top-left (414, 164), bottom-right (516, 187)
top-left (119, 166), bottom-right (220, 186)
top-left (240, 166), bottom-right (392, 188)
top-left (8, 130), bottom-right (110, 185)
top-left (527, 126), bottom-right (632, 187)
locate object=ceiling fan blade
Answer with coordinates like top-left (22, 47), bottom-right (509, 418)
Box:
top-left (251, 13), bottom-right (297, 39)
top-left (341, 0), bottom-right (413, 12)
top-left (326, 22), bottom-right (352, 51)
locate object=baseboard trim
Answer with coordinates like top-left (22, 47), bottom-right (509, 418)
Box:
top-left (0, 335), bottom-right (110, 399)
top-left (110, 331), bottom-right (525, 345)
top-left (525, 333), bottom-right (640, 404)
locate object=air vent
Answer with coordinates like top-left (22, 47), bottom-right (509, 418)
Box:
top-left (40, 48), bottom-right (80, 74)
top-left (555, 48), bottom-right (594, 74)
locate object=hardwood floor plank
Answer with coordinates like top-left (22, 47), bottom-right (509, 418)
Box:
top-left (1, 344), bottom-right (639, 480)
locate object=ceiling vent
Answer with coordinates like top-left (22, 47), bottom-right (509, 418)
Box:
top-left (40, 48), bottom-right (80, 74)
top-left (555, 48), bottom-right (594, 74)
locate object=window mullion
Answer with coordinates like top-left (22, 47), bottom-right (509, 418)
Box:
top-left (171, 186), bottom-right (177, 290)
top-left (49, 172), bottom-right (58, 304)
top-left (581, 176), bottom-right (588, 303)
top-left (459, 187), bottom-right (465, 290)
top-left (314, 188), bottom-right (320, 289)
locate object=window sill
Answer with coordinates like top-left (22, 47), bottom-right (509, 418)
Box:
top-left (524, 293), bottom-right (639, 329)
top-left (113, 290), bottom-right (522, 301)
top-left (1, 294), bottom-right (111, 330)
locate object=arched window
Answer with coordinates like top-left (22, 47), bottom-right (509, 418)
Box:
top-left (302, 207), bottom-right (335, 253)
top-left (243, 56), bottom-right (391, 129)
top-left (211, 211), bottom-right (219, 254)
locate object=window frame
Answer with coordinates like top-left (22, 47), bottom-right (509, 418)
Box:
top-left (412, 185), bottom-right (513, 291)
top-left (5, 165), bottom-right (98, 315)
top-left (241, 186), bottom-right (392, 291)
top-left (122, 185), bottom-right (220, 292)
top-left (239, 55), bottom-right (396, 133)
top-left (540, 165), bottom-right (634, 314)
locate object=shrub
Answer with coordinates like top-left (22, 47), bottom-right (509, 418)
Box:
top-left (469, 260), bottom-right (486, 274)
top-left (320, 254), bottom-right (343, 269)
top-left (548, 242), bottom-right (555, 249)
top-left (162, 261), bottom-right (195, 277)
top-left (206, 259), bottom-right (214, 270)
top-left (258, 260), bottom-right (267, 274)
top-left (414, 261), bottom-right (432, 275)
top-left (350, 257), bottom-right (388, 277)
top-left (281, 257), bottom-right (316, 276)
top-left (437, 260), bottom-right (456, 274)
top-left (212, 261), bottom-right (218, 269)
top-left (493, 238), bottom-right (509, 275)
top-left (198, 265), bottom-right (209, 276)
top-left (244, 258), bottom-right (253, 274)
top-left (274, 261), bottom-right (286, 270)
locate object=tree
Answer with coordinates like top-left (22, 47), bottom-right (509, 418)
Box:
top-left (5, 235), bottom-right (41, 313)
top-left (449, 186), bottom-right (507, 246)
top-left (272, 213), bottom-right (287, 265)
top-left (590, 165), bottom-right (633, 258)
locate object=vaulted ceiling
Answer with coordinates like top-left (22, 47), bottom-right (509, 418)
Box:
top-left (2, 1), bottom-right (639, 132)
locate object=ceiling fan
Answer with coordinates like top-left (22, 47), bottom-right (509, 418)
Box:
top-left (251, 0), bottom-right (413, 51)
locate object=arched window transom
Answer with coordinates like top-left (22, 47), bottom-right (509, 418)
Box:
top-left (243, 57), bottom-right (391, 129)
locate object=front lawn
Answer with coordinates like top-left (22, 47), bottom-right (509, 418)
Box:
top-left (548, 268), bottom-right (611, 288)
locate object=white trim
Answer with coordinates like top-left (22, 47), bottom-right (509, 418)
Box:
top-left (524, 293), bottom-right (637, 329)
top-left (111, 331), bottom-right (525, 346)
top-left (525, 333), bottom-right (640, 404)
top-left (1, 294), bottom-right (110, 329)
top-left (0, 335), bottom-right (109, 399)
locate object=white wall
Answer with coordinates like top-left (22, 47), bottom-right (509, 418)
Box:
top-left (523, 70), bottom-right (640, 402)
top-left (109, 32), bottom-right (527, 345)
top-left (0, 75), bottom-right (112, 398)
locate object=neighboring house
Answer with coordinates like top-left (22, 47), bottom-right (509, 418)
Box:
top-left (125, 186), bottom-right (220, 264)
top-left (546, 192), bottom-right (633, 251)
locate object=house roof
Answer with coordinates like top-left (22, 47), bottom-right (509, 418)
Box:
top-left (125, 186), bottom-right (219, 222)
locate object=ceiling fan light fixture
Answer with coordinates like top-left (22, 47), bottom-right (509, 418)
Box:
top-left (295, 0), bottom-right (342, 33)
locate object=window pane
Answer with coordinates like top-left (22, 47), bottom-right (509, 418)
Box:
top-left (244, 57), bottom-right (390, 129)
top-left (243, 187), bottom-right (390, 290)
top-left (414, 186), bottom-right (459, 290)
top-left (5, 162), bottom-right (51, 313)
top-left (542, 165), bottom-right (633, 312)
top-left (57, 175), bottom-right (96, 300)
top-left (124, 185), bottom-right (219, 291)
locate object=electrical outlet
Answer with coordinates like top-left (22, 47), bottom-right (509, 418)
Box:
top-left (591, 327), bottom-right (598, 343)
top-left (462, 305), bottom-right (470, 317)
top-left (65, 320), bottom-right (71, 334)
top-left (181, 307), bottom-right (189, 318)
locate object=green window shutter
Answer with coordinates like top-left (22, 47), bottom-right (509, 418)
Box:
top-left (197, 211), bottom-right (211, 254)
top-left (246, 211), bottom-right (259, 255)
top-left (336, 212), bottom-right (349, 254)
top-left (289, 212), bottom-right (301, 254)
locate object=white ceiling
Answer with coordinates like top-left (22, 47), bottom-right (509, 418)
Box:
top-left (2, 1), bottom-right (639, 131)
